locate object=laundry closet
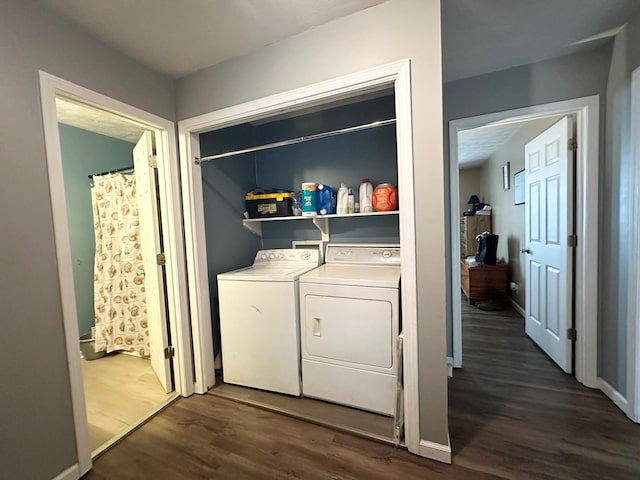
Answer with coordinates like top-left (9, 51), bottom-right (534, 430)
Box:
top-left (197, 89), bottom-right (403, 442)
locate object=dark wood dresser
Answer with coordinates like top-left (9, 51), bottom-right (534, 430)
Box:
top-left (460, 259), bottom-right (508, 304)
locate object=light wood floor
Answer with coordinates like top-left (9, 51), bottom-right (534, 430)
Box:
top-left (83, 302), bottom-right (640, 479)
top-left (82, 353), bottom-right (175, 452)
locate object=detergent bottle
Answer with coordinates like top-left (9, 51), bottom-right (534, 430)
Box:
top-left (336, 183), bottom-right (349, 214)
top-left (359, 178), bottom-right (373, 213)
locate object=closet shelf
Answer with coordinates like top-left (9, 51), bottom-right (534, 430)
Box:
top-left (198, 118), bottom-right (396, 163)
top-left (242, 211), bottom-right (399, 241)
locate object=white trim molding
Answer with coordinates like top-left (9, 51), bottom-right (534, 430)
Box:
top-left (51, 464), bottom-right (79, 480)
top-left (509, 298), bottom-right (526, 318)
top-left (419, 437), bottom-right (452, 464)
top-left (178, 59), bottom-right (433, 458)
top-left (39, 71), bottom-right (192, 476)
top-left (597, 377), bottom-right (629, 417)
top-left (449, 96), bottom-right (600, 390)
top-left (628, 66), bottom-right (640, 424)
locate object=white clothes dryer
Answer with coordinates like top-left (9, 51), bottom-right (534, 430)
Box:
top-left (298, 244), bottom-right (401, 416)
top-left (217, 249), bottom-right (320, 396)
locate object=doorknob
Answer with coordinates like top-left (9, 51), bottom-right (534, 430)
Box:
top-left (519, 248), bottom-right (531, 254)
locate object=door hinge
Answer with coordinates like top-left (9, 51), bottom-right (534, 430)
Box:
top-left (568, 234), bottom-right (578, 247)
top-left (149, 155), bottom-right (157, 169)
top-left (164, 346), bottom-right (175, 359)
top-left (568, 139), bottom-right (577, 151)
top-left (567, 328), bottom-right (577, 341)
top-left (156, 253), bottom-right (166, 265)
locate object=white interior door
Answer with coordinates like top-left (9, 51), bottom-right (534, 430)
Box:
top-left (134, 131), bottom-right (172, 393)
top-left (524, 117), bottom-right (574, 373)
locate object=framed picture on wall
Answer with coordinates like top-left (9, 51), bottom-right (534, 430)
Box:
top-left (502, 162), bottom-right (510, 191)
top-left (514, 169), bottom-right (525, 205)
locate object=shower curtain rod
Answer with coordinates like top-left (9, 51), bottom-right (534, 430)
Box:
top-left (88, 165), bottom-right (134, 179)
top-left (197, 118), bottom-right (396, 163)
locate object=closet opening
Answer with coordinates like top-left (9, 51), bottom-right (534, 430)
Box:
top-left (179, 60), bottom-right (423, 456)
top-left (199, 88), bottom-right (403, 444)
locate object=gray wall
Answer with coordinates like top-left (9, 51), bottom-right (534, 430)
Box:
top-left (443, 44), bottom-right (612, 357)
top-left (0, 0), bottom-right (175, 477)
top-left (459, 166), bottom-right (485, 216)
top-left (59, 124), bottom-right (135, 337)
top-left (179, 0), bottom-right (449, 447)
top-left (601, 13), bottom-right (640, 394)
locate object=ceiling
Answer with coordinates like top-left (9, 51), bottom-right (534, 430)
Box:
top-left (39, 0), bottom-right (640, 82)
top-left (442, 0), bottom-right (640, 82)
top-left (42, 1), bottom-right (640, 139)
top-left (39, 0), bottom-right (388, 79)
top-left (56, 97), bottom-right (145, 143)
top-left (457, 123), bottom-right (523, 169)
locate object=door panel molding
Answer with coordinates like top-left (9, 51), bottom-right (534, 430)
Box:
top-left (524, 117), bottom-right (572, 373)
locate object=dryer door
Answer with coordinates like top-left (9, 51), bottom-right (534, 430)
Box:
top-left (302, 289), bottom-right (394, 369)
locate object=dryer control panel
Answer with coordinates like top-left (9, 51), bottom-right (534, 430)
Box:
top-left (253, 248), bottom-right (320, 266)
top-left (325, 244), bottom-right (401, 265)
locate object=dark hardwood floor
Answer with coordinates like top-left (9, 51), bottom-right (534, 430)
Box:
top-left (449, 298), bottom-right (640, 479)
top-left (83, 300), bottom-right (640, 479)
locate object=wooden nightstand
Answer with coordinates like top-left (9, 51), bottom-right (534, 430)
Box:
top-left (460, 259), bottom-right (508, 304)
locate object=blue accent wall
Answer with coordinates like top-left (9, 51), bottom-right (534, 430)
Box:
top-left (59, 124), bottom-right (135, 336)
top-left (199, 93), bottom-right (399, 257)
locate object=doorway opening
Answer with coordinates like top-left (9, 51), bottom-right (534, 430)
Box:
top-left (449, 96), bottom-right (600, 391)
top-left (55, 98), bottom-right (176, 454)
top-left (40, 72), bottom-right (191, 476)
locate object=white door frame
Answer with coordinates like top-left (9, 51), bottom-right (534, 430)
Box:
top-left (628, 67), bottom-right (640, 423)
top-left (449, 96), bottom-right (600, 390)
top-left (39, 72), bottom-right (193, 476)
top-left (178, 60), bottom-right (425, 456)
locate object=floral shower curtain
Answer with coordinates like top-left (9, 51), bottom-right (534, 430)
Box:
top-left (91, 173), bottom-right (149, 356)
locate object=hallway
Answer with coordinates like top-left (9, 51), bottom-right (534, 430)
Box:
top-left (82, 302), bottom-right (640, 479)
top-left (448, 300), bottom-right (640, 479)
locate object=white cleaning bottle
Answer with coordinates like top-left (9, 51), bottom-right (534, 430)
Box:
top-left (347, 188), bottom-right (355, 214)
top-left (359, 178), bottom-right (373, 213)
top-left (336, 183), bottom-right (348, 214)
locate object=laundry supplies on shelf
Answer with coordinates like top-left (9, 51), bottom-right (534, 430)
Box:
top-left (336, 184), bottom-right (349, 214)
top-left (245, 190), bottom-right (294, 218)
top-left (359, 178), bottom-right (373, 213)
top-left (301, 182), bottom-right (317, 216)
top-left (316, 184), bottom-right (336, 215)
top-left (372, 183), bottom-right (398, 212)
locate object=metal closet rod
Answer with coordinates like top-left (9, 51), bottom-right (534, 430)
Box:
top-left (197, 118), bottom-right (396, 163)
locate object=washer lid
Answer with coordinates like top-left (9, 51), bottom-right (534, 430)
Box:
top-left (217, 263), bottom-right (319, 282)
top-left (299, 264), bottom-right (400, 288)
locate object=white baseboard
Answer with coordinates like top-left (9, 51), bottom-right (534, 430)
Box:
top-left (419, 436), bottom-right (451, 464)
top-left (509, 298), bottom-right (525, 318)
top-left (446, 356), bottom-right (453, 378)
top-left (597, 377), bottom-right (629, 418)
top-left (51, 464), bottom-right (79, 480)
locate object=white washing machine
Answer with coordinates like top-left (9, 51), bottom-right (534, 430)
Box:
top-left (217, 249), bottom-right (320, 396)
top-left (299, 244), bottom-right (401, 416)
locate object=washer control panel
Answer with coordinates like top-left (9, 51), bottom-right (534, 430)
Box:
top-left (325, 244), bottom-right (401, 265)
top-left (253, 249), bottom-right (320, 265)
